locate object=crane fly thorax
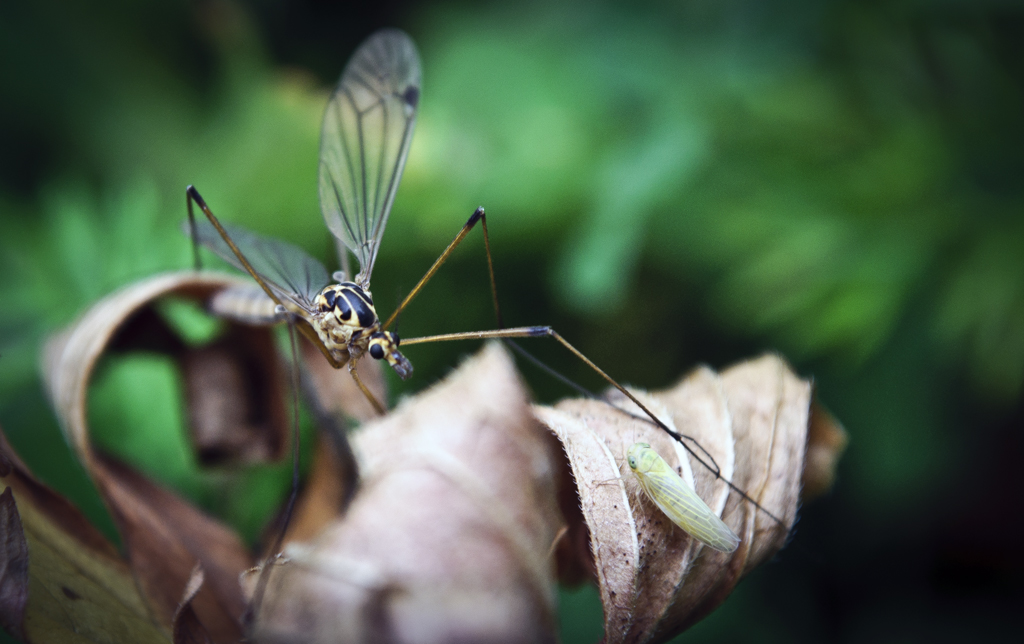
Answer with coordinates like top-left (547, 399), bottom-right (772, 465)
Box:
top-left (313, 282), bottom-right (380, 350)
top-left (311, 282), bottom-right (413, 380)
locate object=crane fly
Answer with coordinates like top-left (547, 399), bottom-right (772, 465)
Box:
top-left (185, 29), bottom-right (788, 568)
top-left (188, 29), bottom-right (422, 414)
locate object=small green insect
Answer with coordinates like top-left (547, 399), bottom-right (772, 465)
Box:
top-left (627, 442), bottom-right (740, 553)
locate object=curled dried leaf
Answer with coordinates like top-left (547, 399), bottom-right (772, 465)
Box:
top-left (802, 403), bottom-right (848, 501)
top-left (0, 487), bottom-right (28, 641)
top-left (252, 343), bottom-right (563, 644)
top-left (535, 355), bottom-right (813, 644)
top-left (275, 433), bottom-right (352, 549)
top-left (35, 268), bottom-right (836, 642)
top-left (173, 565), bottom-right (213, 644)
top-left (180, 330), bottom-right (287, 466)
top-left (41, 271), bottom-right (277, 641)
top-left (300, 338), bottom-right (386, 425)
top-left (0, 426), bottom-right (168, 643)
top-left (274, 338), bottom-right (386, 547)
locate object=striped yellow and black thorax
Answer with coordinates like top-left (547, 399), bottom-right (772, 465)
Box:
top-left (312, 281), bottom-right (413, 379)
top-left (315, 282), bottom-right (379, 337)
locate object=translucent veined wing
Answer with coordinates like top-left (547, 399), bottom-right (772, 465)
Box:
top-left (190, 219), bottom-right (330, 312)
top-left (319, 29), bottom-right (421, 287)
top-left (627, 442), bottom-right (740, 553)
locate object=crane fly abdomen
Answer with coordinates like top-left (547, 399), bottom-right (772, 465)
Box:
top-left (209, 283), bottom-right (289, 326)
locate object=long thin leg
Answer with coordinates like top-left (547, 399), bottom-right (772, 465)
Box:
top-left (503, 340), bottom-right (724, 479)
top-left (348, 358), bottom-right (386, 416)
top-left (187, 189), bottom-right (203, 271)
top-left (400, 326), bottom-right (787, 528)
top-left (381, 212), bottom-right (749, 516)
top-left (187, 185), bottom-right (284, 309)
top-left (480, 212), bottom-right (502, 329)
top-left (244, 321), bottom-right (304, 628)
top-left (382, 207), bottom-right (503, 331)
top-left (186, 186), bottom-right (350, 374)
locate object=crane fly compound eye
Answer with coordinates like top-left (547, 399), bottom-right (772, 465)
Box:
top-left (369, 343), bottom-right (385, 360)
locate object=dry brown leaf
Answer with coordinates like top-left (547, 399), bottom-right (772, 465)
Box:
top-left (802, 403), bottom-right (848, 501)
top-left (300, 337), bottom-right (386, 425)
top-left (91, 454), bottom-right (250, 638)
top-left (41, 271), bottom-right (273, 642)
top-left (277, 433), bottom-right (351, 547)
top-left (0, 487), bottom-right (28, 641)
top-left (172, 565), bottom-right (213, 644)
top-left (32, 268), bottom-right (839, 642)
top-left (665, 355), bottom-right (810, 635)
top-left (251, 343), bottom-right (564, 644)
top-left (0, 426), bottom-right (168, 643)
top-left (274, 338), bottom-right (385, 548)
top-left (535, 354), bottom-right (813, 644)
top-left (179, 326), bottom-right (289, 466)
top-left (35, 269), bottom-right (386, 640)
top-left (95, 283), bottom-right (290, 467)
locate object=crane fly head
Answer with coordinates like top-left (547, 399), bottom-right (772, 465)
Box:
top-left (368, 330), bottom-right (412, 380)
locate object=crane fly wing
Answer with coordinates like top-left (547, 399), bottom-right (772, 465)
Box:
top-left (319, 29), bottom-right (421, 287)
top-left (190, 219), bottom-right (329, 312)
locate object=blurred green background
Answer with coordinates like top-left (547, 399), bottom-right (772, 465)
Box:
top-left (1, 0), bottom-right (1022, 641)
